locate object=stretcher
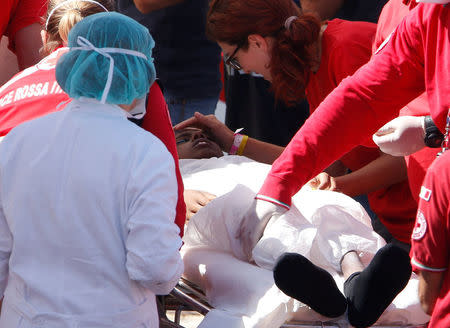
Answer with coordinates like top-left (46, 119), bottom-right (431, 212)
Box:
top-left (175, 157), bottom-right (430, 328)
top-left (164, 247), bottom-right (429, 328)
top-left (167, 277), bottom-right (429, 328)
top-left (166, 278), bottom-right (426, 328)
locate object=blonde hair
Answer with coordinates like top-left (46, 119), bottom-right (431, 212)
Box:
top-left (42, 0), bottom-right (115, 56)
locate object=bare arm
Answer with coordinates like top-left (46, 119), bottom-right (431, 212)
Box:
top-left (14, 23), bottom-right (43, 70)
top-left (417, 270), bottom-right (445, 315)
top-left (133, 0), bottom-right (184, 13)
top-left (309, 153), bottom-right (408, 196)
top-left (174, 112), bottom-right (284, 164)
top-left (324, 160), bottom-right (348, 177)
top-left (238, 137), bottom-right (284, 164)
top-left (334, 152), bottom-right (407, 197)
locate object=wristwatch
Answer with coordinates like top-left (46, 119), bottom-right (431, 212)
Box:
top-left (424, 116), bottom-right (444, 148)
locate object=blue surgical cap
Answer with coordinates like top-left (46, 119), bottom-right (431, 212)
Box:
top-left (56, 12), bottom-right (156, 105)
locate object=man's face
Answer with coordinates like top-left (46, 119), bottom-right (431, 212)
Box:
top-left (176, 127), bottom-right (223, 159)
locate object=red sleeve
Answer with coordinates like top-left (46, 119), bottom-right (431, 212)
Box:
top-left (6, 0), bottom-right (47, 50)
top-left (141, 83), bottom-right (186, 236)
top-left (258, 4), bottom-right (427, 206)
top-left (411, 150), bottom-right (450, 272)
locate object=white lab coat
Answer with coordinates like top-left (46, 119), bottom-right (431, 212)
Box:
top-left (0, 98), bottom-right (184, 327)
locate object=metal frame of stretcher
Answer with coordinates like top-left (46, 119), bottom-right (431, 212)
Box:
top-left (163, 278), bottom-right (428, 328)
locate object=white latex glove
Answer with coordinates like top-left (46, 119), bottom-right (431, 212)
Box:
top-left (372, 116), bottom-right (426, 156)
top-left (237, 198), bottom-right (287, 261)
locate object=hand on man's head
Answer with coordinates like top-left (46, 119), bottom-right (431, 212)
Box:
top-left (175, 112), bottom-right (235, 152)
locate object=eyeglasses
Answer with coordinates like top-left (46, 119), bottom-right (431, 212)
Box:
top-left (224, 41), bottom-right (245, 71)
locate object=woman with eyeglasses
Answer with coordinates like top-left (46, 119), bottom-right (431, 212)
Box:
top-left (204, 0), bottom-right (417, 251)
top-left (217, 3), bottom-right (372, 109)
top-left (186, 0), bottom-right (419, 241)
top-left (203, 0), bottom-right (417, 231)
top-left (197, 0), bottom-right (415, 247)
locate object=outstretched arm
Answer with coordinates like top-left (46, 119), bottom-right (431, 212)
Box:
top-left (133, 0), bottom-right (184, 13)
top-left (175, 112), bottom-right (284, 164)
top-left (308, 153), bottom-right (407, 197)
top-left (6, 0), bottom-right (47, 69)
top-left (14, 23), bottom-right (43, 70)
top-left (334, 152), bottom-right (407, 197)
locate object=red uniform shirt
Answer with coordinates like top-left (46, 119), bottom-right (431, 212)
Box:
top-left (258, 4), bottom-right (450, 208)
top-left (306, 19), bottom-right (376, 112)
top-left (1, 0), bottom-right (47, 52)
top-left (305, 19), bottom-right (417, 243)
top-left (411, 150), bottom-right (450, 328)
top-left (0, 49), bottom-right (187, 235)
top-left (374, 0), bottom-right (439, 202)
top-left (0, 48), bottom-right (70, 136)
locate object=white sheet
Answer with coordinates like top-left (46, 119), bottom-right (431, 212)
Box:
top-left (182, 247), bottom-right (429, 328)
top-left (180, 156), bottom-right (430, 327)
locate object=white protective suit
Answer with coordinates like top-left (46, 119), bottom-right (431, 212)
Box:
top-left (0, 98), bottom-right (184, 327)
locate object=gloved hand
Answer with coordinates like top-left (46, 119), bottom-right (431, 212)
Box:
top-left (372, 116), bottom-right (426, 156)
top-left (237, 198), bottom-right (287, 261)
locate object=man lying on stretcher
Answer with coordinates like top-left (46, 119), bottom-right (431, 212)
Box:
top-left (176, 127), bottom-right (415, 327)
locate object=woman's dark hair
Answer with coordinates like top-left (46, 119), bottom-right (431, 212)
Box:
top-left (207, 0), bottom-right (321, 105)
